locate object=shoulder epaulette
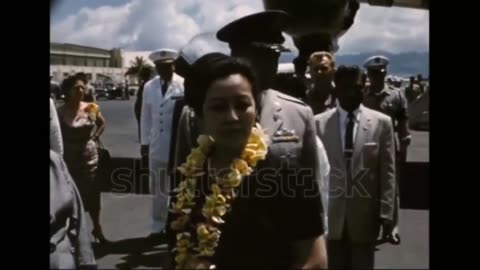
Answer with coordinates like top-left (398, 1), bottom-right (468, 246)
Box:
top-left (275, 91), bottom-right (308, 107)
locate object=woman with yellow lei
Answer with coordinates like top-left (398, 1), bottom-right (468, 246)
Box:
top-left (169, 53), bottom-right (327, 269)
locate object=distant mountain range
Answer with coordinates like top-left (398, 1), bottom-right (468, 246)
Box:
top-left (279, 51), bottom-right (429, 78)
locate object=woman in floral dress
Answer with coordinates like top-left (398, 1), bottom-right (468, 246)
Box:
top-left (57, 73), bottom-right (109, 244)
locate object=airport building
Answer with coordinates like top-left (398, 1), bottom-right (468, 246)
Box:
top-left (50, 43), bottom-right (153, 84)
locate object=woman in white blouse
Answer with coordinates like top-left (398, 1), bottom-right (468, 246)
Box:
top-left (50, 98), bottom-right (63, 156)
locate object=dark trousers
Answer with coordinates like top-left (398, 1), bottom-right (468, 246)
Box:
top-left (135, 113), bottom-right (141, 142)
top-left (328, 223), bottom-right (375, 269)
top-left (394, 151), bottom-right (405, 229)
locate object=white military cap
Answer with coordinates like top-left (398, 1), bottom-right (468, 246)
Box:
top-left (149, 48), bottom-right (179, 63)
top-left (363, 55), bottom-right (390, 70)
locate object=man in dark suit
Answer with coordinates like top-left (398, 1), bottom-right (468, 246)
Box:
top-left (315, 65), bottom-right (396, 269)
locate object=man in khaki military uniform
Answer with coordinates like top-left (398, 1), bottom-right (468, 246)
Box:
top-left (405, 76), bottom-right (422, 103)
top-left (363, 56), bottom-right (411, 163)
top-left (362, 55), bottom-right (410, 244)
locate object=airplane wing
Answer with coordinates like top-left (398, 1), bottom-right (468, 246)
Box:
top-left (358, 0), bottom-right (429, 10)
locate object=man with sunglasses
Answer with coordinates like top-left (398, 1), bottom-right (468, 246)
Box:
top-left (362, 55), bottom-right (410, 246)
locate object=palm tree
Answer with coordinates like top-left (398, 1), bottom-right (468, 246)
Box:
top-left (125, 56), bottom-right (153, 76)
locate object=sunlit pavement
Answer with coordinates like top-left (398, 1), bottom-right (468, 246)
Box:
top-left (91, 99), bottom-right (429, 269)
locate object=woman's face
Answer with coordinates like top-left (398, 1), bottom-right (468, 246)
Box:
top-left (202, 74), bottom-right (256, 154)
top-left (69, 79), bottom-right (85, 101)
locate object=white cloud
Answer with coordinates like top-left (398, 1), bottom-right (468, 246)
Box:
top-left (51, 4), bottom-right (133, 49)
top-left (337, 4), bottom-right (429, 54)
top-left (50, 0), bottom-right (263, 51)
top-left (50, 1), bottom-right (429, 54)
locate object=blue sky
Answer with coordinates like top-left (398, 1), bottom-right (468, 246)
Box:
top-left (50, 0), bottom-right (429, 55)
top-left (51, 0), bottom-right (130, 23)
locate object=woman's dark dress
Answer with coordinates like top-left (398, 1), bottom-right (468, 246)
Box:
top-left (58, 106), bottom-right (100, 213)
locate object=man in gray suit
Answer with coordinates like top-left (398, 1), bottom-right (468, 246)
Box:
top-left (170, 10), bottom-right (327, 268)
top-left (315, 66), bottom-right (396, 269)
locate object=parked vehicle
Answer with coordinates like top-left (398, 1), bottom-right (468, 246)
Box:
top-left (128, 84), bottom-right (139, 96)
top-left (94, 82), bottom-right (128, 100)
top-left (108, 83), bottom-right (128, 100)
top-left (94, 83), bottom-right (109, 99)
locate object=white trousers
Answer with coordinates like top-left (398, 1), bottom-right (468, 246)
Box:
top-left (149, 158), bottom-right (170, 233)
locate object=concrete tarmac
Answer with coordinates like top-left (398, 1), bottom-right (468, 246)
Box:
top-left (91, 99), bottom-right (429, 269)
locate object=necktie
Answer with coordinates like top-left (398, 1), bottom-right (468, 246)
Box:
top-left (345, 112), bottom-right (355, 197)
top-left (161, 82), bottom-right (168, 96)
top-left (344, 112), bottom-right (355, 158)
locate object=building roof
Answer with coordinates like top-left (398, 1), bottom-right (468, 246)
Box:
top-left (50, 42), bottom-right (112, 54)
top-left (50, 43), bottom-right (115, 59)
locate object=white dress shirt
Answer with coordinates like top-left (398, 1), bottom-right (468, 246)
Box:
top-left (337, 104), bottom-right (363, 152)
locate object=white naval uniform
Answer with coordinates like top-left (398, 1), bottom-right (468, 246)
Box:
top-left (140, 73), bottom-right (184, 233)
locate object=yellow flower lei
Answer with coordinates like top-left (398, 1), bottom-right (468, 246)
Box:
top-left (170, 123), bottom-right (268, 269)
top-left (84, 103), bottom-right (99, 121)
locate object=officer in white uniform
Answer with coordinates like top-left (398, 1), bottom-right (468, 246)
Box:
top-left (140, 48), bottom-right (184, 237)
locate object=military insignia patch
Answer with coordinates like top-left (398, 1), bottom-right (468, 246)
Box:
top-left (272, 128), bottom-right (299, 143)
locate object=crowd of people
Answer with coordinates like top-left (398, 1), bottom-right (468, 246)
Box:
top-left (403, 74), bottom-right (428, 103)
top-left (50, 10), bottom-right (417, 270)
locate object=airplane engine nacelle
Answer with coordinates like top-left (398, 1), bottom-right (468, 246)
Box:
top-left (263, 0), bottom-right (360, 74)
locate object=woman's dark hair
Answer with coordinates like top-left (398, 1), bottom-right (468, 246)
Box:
top-left (61, 73), bottom-right (87, 100)
top-left (184, 52), bottom-right (258, 117)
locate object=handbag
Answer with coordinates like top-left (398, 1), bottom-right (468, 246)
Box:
top-left (94, 138), bottom-right (112, 190)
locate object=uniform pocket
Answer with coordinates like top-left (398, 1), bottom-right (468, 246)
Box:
top-left (361, 142), bottom-right (379, 168)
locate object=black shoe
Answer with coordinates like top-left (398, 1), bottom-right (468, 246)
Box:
top-left (147, 231), bottom-right (166, 242)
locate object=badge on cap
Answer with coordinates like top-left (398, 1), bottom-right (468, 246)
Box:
top-left (149, 48), bottom-right (178, 63)
top-left (363, 55), bottom-right (390, 69)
